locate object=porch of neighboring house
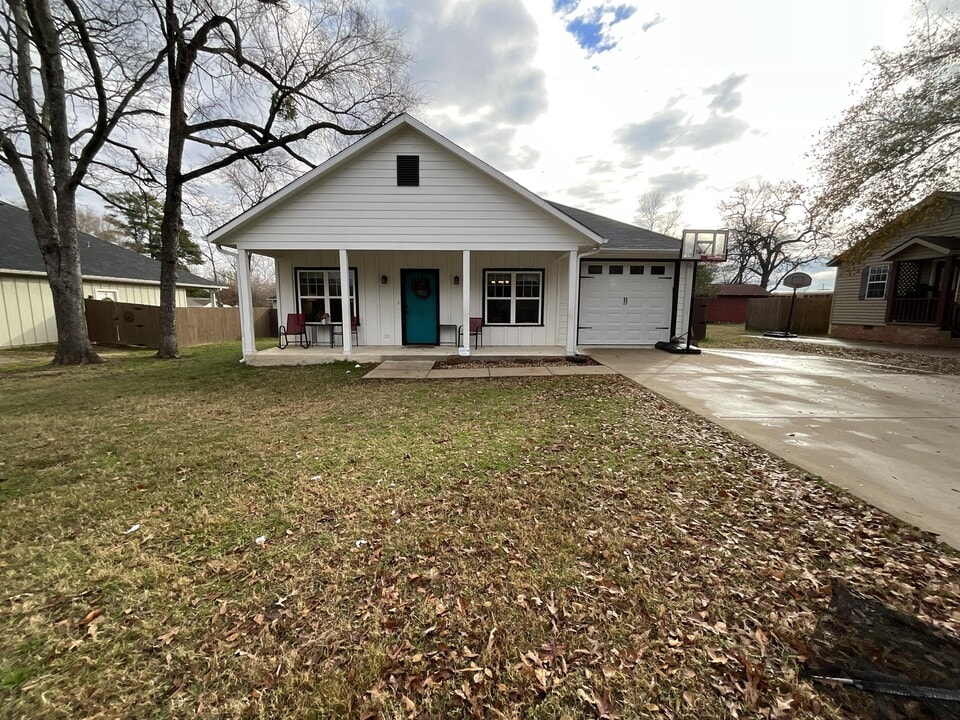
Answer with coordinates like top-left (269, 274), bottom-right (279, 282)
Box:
top-left (882, 238), bottom-right (960, 342)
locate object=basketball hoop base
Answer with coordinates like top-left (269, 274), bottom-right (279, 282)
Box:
top-left (655, 340), bottom-right (702, 355)
top-left (762, 331), bottom-right (798, 339)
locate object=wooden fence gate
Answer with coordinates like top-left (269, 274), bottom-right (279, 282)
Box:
top-left (745, 294), bottom-right (833, 335)
top-left (84, 299), bottom-right (274, 348)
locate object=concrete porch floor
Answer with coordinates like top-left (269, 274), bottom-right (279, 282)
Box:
top-left (246, 345), bottom-right (574, 366)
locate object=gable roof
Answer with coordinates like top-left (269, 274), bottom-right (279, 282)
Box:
top-left (0, 201), bottom-right (221, 288)
top-left (208, 113), bottom-right (605, 247)
top-left (547, 202), bottom-right (680, 252)
top-left (828, 191), bottom-right (960, 266)
top-left (714, 283), bottom-right (770, 297)
top-left (880, 235), bottom-right (960, 261)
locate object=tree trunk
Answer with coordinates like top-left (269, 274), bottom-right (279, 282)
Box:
top-left (32, 210), bottom-right (102, 365)
top-left (157, 15), bottom-right (189, 360)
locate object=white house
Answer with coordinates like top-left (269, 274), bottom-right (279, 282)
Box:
top-left (208, 114), bottom-right (695, 363)
top-left (0, 201), bottom-right (222, 348)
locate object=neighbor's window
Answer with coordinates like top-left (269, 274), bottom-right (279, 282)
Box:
top-left (95, 289), bottom-right (118, 301)
top-left (484, 269), bottom-right (544, 325)
top-left (297, 268), bottom-right (357, 322)
top-left (865, 265), bottom-right (889, 299)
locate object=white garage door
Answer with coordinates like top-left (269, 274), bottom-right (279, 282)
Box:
top-left (578, 261), bottom-right (674, 345)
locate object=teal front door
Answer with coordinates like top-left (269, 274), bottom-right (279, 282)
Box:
top-left (401, 269), bottom-right (440, 345)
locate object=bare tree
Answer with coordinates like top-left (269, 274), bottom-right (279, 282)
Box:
top-left (149, 0), bottom-right (417, 358)
top-left (634, 189), bottom-right (684, 236)
top-left (76, 206), bottom-right (121, 243)
top-left (0, 0), bottom-right (164, 364)
top-left (718, 180), bottom-right (832, 290)
top-left (813, 3), bottom-right (960, 244)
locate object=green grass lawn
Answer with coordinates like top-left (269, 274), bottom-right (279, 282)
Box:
top-left (1, 343), bottom-right (958, 719)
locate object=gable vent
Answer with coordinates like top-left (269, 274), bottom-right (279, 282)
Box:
top-left (397, 155), bottom-right (419, 186)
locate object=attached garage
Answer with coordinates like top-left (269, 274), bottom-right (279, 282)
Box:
top-left (578, 260), bottom-right (675, 344)
top-left (546, 203), bottom-right (692, 347)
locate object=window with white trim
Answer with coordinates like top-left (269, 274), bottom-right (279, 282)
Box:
top-left (484, 269), bottom-right (544, 325)
top-left (296, 268), bottom-right (357, 322)
top-left (865, 265), bottom-right (889, 299)
top-left (95, 289), bottom-right (118, 301)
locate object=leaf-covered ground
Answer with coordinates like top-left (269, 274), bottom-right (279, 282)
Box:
top-left (0, 343), bottom-right (957, 719)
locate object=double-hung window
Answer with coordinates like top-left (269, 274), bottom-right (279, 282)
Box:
top-left (296, 268), bottom-right (357, 322)
top-left (484, 269), bottom-right (544, 325)
top-left (864, 265), bottom-right (889, 299)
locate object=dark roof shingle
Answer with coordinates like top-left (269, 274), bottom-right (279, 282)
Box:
top-left (0, 201), bottom-right (219, 288)
top-left (547, 201), bottom-right (681, 252)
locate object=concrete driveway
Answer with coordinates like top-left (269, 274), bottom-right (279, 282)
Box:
top-left (590, 348), bottom-right (960, 549)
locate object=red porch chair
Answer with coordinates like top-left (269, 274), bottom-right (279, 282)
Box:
top-left (278, 313), bottom-right (310, 349)
top-left (333, 316), bottom-right (361, 347)
top-left (458, 317), bottom-right (484, 348)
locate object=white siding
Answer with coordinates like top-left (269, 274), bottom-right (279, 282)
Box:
top-left (276, 249), bottom-right (568, 347)
top-left (0, 274), bottom-right (190, 348)
top-left (232, 127), bottom-right (592, 252)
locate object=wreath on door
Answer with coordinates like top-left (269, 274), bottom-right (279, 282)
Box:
top-left (411, 277), bottom-right (432, 300)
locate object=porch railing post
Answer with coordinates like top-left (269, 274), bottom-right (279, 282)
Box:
top-left (237, 246), bottom-right (256, 357)
top-left (566, 250), bottom-right (579, 354)
top-left (339, 248), bottom-right (351, 355)
top-left (461, 250), bottom-right (471, 353)
top-left (935, 255), bottom-right (955, 327)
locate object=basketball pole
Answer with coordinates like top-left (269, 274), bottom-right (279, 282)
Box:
top-left (686, 259), bottom-right (699, 352)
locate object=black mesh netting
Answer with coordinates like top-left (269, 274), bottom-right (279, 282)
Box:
top-left (802, 584), bottom-right (960, 719)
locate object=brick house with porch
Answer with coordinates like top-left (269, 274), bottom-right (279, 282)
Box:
top-left (827, 192), bottom-right (960, 347)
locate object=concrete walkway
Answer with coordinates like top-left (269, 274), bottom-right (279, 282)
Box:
top-left (590, 347), bottom-right (960, 549)
top-left (363, 360), bottom-right (615, 380)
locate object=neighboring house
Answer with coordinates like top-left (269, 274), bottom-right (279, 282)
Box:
top-left (209, 114), bottom-right (695, 362)
top-left (0, 202), bottom-right (222, 348)
top-left (706, 284), bottom-right (770, 323)
top-left (827, 192), bottom-right (960, 347)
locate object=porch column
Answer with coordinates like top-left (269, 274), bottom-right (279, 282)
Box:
top-left (565, 250), bottom-right (579, 354)
top-left (935, 254), bottom-right (955, 326)
top-left (237, 246), bottom-right (255, 357)
top-left (461, 250), bottom-right (471, 353)
top-left (339, 248), bottom-right (351, 355)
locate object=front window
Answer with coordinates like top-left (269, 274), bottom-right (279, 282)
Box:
top-left (484, 269), bottom-right (544, 325)
top-left (297, 268), bottom-right (357, 322)
top-left (865, 265), bottom-right (889, 299)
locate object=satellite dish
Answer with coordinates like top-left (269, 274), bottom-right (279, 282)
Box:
top-left (783, 272), bottom-right (813, 289)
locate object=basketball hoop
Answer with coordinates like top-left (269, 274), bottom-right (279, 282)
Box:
top-left (681, 229), bottom-right (729, 263)
top-left (654, 228), bottom-right (730, 356)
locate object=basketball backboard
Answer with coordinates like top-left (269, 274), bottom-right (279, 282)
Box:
top-left (681, 229), bottom-right (729, 262)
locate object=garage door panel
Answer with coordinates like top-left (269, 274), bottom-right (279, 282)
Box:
top-left (579, 262), bottom-right (673, 345)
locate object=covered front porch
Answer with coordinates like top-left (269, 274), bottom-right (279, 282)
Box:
top-left (246, 344), bottom-right (573, 367)
top-left (882, 237), bottom-right (960, 338)
top-left (236, 247), bottom-right (587, 364)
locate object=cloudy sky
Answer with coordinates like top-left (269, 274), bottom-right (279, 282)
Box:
top-left (377, 0), bottom-right (920, 290)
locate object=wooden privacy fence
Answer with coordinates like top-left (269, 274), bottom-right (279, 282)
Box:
top-left (745, 294), bottom-right (833, 335)
top-left (85, 299), bottom-right (274, 348)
